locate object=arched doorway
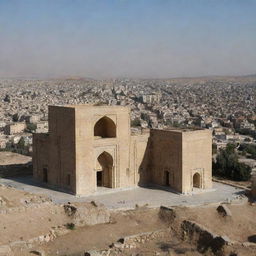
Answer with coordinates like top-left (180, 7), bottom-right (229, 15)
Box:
top-left (193, 173), bottom-right (201, 188)
top-left (94, 116), bottom-right (116, 138)
top-left (97, 151), bottom-right (113, 188)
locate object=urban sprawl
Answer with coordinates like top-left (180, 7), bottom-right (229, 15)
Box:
top-left (0, 76), bottom-right (256, 172)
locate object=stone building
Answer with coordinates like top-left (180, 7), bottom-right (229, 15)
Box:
top-left (4, 122), bottom-right (26, 135)
top-left (252, 175), bottom-right (256, 199)
top-left (33, 105), bottom-right (212, 196)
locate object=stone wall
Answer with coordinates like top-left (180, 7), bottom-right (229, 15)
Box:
top-left (0, 162), bottom-right (32, 177)
top-left (63, 202), bottom-right (110, 227)
top-left (252, 174), bottom-right (256, 199)
top-left (84, 229), bottom-right (169, 256)
top-left (181, 220), bottom-right (230, 254)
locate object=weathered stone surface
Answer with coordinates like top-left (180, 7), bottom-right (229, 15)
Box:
top-left (217, 204), bottom-right (232, 217)
top-left (0, 245), bottom-right (12, 256)
top-left (252, 174), bottom-right (256, 199)
top-left (63, 203), bottom-right (77, 216)
top-left (85, 229), bottom-right (168, 256)
top-left (64, 202), bottom-right (110, 227)
top-left (0, 196), bottom-right (7, 206)
top-left (159, 206), bottom-right (176, 223)
top-left (248, 234), bottom-right (256, 243)
top-left (33, 105), bottom-right (212, 196)
top-left (181, 220), bottom-right (229, 254)
top-left (29, 250), bottom-right (45, 256)
top-left (84, 250), bottom-right (102, 256)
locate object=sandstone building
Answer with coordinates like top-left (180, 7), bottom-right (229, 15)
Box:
top-left (252, 175), bottom-right (256, 199)
top-left (33, 105), bottom-right (212, 196)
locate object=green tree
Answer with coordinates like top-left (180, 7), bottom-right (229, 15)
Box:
top-left (213, 143), bottom-right (251, 181)
top-left (238, 143), bottom-right (256, 159)
top-left (26, 123), bottom-right (37, 133)
top-left (212, 143), bottom-right (217, 155)
top-left (131, 118), bottom-right (141, 127)
top-left (12, 113), bottom-right (19, 122)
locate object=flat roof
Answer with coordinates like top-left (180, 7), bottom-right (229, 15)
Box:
top-left (49, 104), bottom-right (130, 110)
top-left (151, 128), bottom-right (210, 133)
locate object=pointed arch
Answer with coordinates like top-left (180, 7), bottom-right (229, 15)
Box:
top-left (94, 116), bottom-right (116, 138)
top-left (193, 172), bottom-right (201, 188)
top-left (96, 151), bottom-right (114, 188)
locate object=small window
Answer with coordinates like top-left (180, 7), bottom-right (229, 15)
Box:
top-left (164, 171), bottom-right (169, 186)
top-left (43, 167), bottom-right (48, 183)
top-left (67, 174), bottom-right (71, 186)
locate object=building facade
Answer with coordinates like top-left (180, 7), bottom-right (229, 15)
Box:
top-left (33, 105), bottom-right (212, 196)
top-left (252, 174), bottom-right (256, 199)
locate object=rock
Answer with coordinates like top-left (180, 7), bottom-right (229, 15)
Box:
top-left (159, 206), bottom-right (176, 223)
top-left (68, 203), bottom-right (110, 227)
top-left (181, 220), bottom-right (229, 254)
top-left (29, 250), bottom-right (45, 256)
top-left (112, 242), bottom-right (123, 249)
top-left (84, 250), bottom-right (101, 256)
top-left (217, 204), bottom-right (232, 217)
top-left (63, 204), bottom-right (77, 216)
top-left (90, 201), bottom-right (98, 207)
top-left (0, 245), bottom-right (11, 256)
top-left (248, 235), bottom-right (256, 243)
top-left (0, 196), bottom-right (7, 206)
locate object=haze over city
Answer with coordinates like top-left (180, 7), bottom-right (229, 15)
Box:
top-left (1, 0), bottom-right (256, 79)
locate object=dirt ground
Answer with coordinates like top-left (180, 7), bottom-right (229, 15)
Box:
top-left (38, 207), bottom-right (166, 256)
top-left (30, 203), bottom-right (256, 256)
top-left (0, 151), bottom-right (31, 165)
top-left (0, 186), bottom-right (68, 245)
top-left (173, 203), bottom-right (256, 242)
top-left (0, 184), bottom-right (256, 256)
top-left (0, 185), bottom-right (49, 208)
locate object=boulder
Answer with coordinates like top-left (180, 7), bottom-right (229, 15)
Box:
top-left (0, 245), bottom-right (11, 256)
top-left (159, 206), bottom-right (176, 223)
top-left (64, 202), bottom-right (110, 227)
top-left (217, 204), bottom-right (232, 217)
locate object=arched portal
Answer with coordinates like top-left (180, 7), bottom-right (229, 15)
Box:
top-left (96, 151), bottom-right (113, 188)
top-left (193, 172), bottom-right (201, 188)
top-left (94, 116), bottom-right (116, 138)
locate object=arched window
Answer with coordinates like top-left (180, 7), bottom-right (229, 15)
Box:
top-left (193, 172), bottom-right (201, 188)
top-left (94, 116), bottom-right (116, 138)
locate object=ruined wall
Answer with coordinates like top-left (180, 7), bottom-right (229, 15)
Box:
top-left (0, 163), bottom-right (32, 177)
top-left (182, 130), bottom-right (212, 193)
top-left (149, 130), bottom-right (183, 192)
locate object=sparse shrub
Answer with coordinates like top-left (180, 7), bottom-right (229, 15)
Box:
top-left (131, 118), bottom-right (141, 127)
top-left (26, 123), bottom-right (37, 133)
top-left (212, 143), bottom-right (217, 155)
top-left (12, 113), bottom-right (19, 122)
top-left (66, 223), bottom-right (75, 230)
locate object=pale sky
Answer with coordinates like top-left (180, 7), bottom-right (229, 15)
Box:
top-left (0, 0), bottom-right (256, 78)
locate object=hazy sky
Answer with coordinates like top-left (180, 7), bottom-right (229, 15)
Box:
top-left (0, 0), bottom-right (256, 78)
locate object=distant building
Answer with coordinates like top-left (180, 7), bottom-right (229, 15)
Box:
top-left (33, 105), bottom-right (212, 196)
top-left (140, 93), bottom-right (161, 104)
top-left (4, 122), bottom-right (26, 135)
